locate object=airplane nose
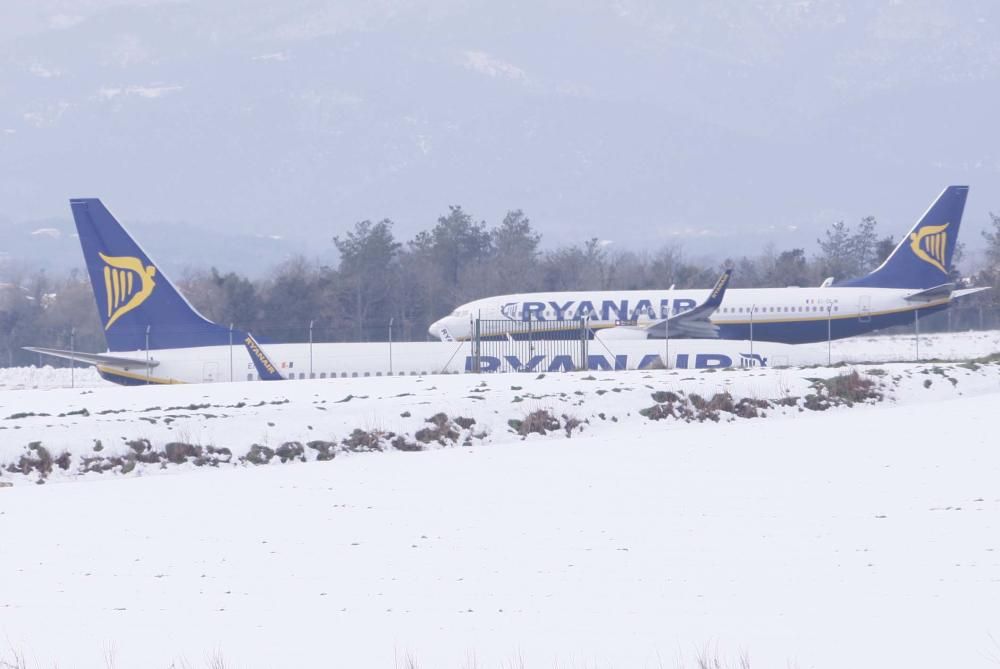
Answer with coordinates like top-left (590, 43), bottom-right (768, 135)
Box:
top-left (428, 320), bottom-right (441, 338)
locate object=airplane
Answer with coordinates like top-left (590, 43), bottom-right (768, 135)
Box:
top-left (25, 199), bottom-right (821, 385)
top-left (428, 186), bottom-right (988, 344)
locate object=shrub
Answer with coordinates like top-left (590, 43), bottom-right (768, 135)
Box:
top-left (391, 436), bottom-right (423, 452)
top-left (415, 414), bottom-right (460, 444)
top-left (803, 394), bottom-right (830, 411)
top-left (127, 438), bottom-right (152, 454)
top-left (275, 441), bottom-right (306, 462)
top-left (733, 397), bottom-right (770, 419)
top-left (163, 442), bottom-right (198, 464)
top-left (244, 444), bottom-right (275, 465)
top-left (453, 416), bottom-right (476, 430)
top-left (816, 370), bottom-right (882, 405)
top-left (4, 442), bottom-right (70, 482)
top-left (306, 440), bottom-right (337, 461)
top-left (639, 404), bottom-right (675, 421)
top-left (562, 414), bottom-right (583, 437)
top-left (514, 409), bottom-right (561, 436)
top-left (651, 390), bottom-right (680, 404)
top-left (341, 430), bottom-right (387, 452)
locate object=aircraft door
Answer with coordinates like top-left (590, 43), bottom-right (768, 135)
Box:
top-left (859, 295), bottom-right (871, 323)
top-left (202, 361), bottom-right (219, 383)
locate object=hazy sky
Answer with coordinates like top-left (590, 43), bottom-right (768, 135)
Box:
top-left (2, 0), bottom-right (999, 275)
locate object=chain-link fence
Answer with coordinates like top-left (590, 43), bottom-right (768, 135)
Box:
top-left (875, 304), bottom-right (1000, 336)
top-left (1, 319), bottom-right (431, 368)
top-left (470, 319), bottom-right (589, 373)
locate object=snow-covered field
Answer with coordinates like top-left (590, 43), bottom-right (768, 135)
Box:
top-left (1, 354), bottom-right (999, 480)
top-left (1, 330), bottom-right (999, 668)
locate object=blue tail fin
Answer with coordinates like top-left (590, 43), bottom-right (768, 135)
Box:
top-left (838, 186), bottom-right (968, 289)
top-left (71, 198), bottom-right (235, 351)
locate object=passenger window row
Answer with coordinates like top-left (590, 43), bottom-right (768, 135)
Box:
top-left (246, 370), bottom-right (458, 381)
top-left (719, 305), bottom-right (840, 314)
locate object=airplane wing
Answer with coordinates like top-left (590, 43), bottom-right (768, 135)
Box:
top-left (23, 346), bottom-right (159, 368)
top-left (604, 269), bottom-right (733, 340)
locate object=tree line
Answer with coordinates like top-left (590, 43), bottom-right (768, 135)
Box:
top-left (3, 207), bottom-right (1000, 366)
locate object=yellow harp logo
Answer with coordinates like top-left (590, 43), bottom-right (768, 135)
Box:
top-left (100, 252), bottom-right (157, 330)
top-left (909, 223), bottom-right (949, 274)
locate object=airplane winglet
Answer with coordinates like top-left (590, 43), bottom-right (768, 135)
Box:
top-left (604, 268), bottom-right (733, 340)
top-left (243, 333), bottom-right (285, 381)
top-left (702, 268), bottom-right (733, 309)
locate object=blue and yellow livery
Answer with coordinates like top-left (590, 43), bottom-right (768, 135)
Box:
top-left (431, 187), bottom-right (988, 344)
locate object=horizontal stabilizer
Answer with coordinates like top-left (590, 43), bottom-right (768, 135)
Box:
top-left (23, 346), bottom-right (158, 368)
top-left (905, 283), bottom-right (955, 301)
top-left (952, 287), bottom-right (991, 300)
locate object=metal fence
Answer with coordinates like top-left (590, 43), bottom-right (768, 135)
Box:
top-left (876, 303), bottom-right (1000, 336)
top-left (470, 319), bottom-right (589, 373)
top-left (4, 304), bottom-right (1000, 371)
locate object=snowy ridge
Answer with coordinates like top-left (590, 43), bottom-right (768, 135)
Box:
top-left (0, 364), bottom-right (103, 390)
top-left (2, 352), bottom-right (998, 484)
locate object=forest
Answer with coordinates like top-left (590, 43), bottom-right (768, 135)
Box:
top-left (2, 207), bottom-right (999, 367)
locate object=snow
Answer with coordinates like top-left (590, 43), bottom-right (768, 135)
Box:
top-left (2, 391), bottom-right (999, 667)
top-left (0, 364), bottom-right (103, 390)
top-left (1, 331), bottom-right (999, 667)
top-left (0, 353), bottom-right (998, 476)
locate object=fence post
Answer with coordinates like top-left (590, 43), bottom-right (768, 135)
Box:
top-left (664, 309), bottom-right (670, 369)
top-left (388, 317), bottom-right (394, 376)
top-left (309, 320), bottom-right (314, 378)
top-left (145, 325), bottom-right (151, 385)
top-left (473, 318), bottom-right (481, 373)
top-left (70, 327), bottom-right (75, 389)
top-left (228, 323), bottom-right (234, 382)
top-left (749, 305), bottom-right (755, 358)
top-left (915, 308), bottom-right (920, 360)
top-left (827, 304), bottom-right (832, 366)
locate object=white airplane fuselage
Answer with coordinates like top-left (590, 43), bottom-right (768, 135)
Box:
top-left (88, 338), bottom-right (818, 385)
top-left (428, 286), bottom-right (952, 343)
